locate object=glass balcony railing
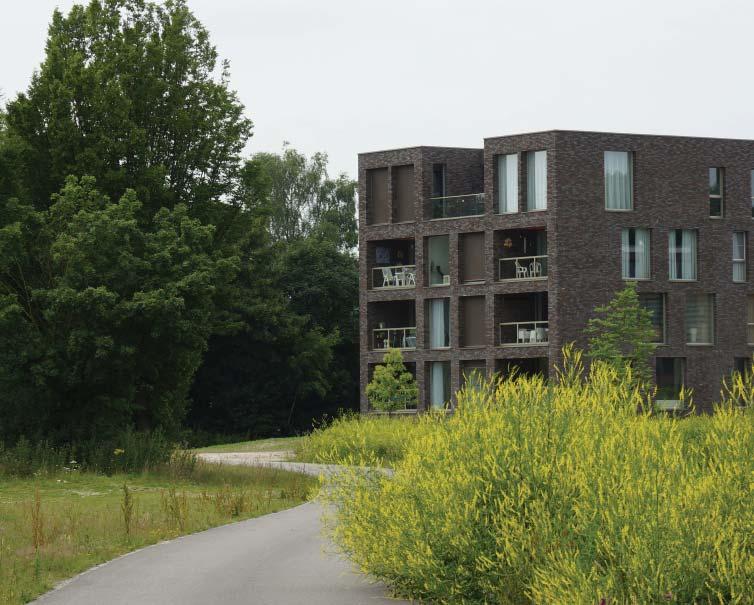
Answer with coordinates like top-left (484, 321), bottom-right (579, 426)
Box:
top-left (430, 193), bottom-right (485, 219)
top-left (372, 326), bottom-right (417, 350)
top-left (499, 321), bottom-right (548, 346)
top-left (372, 265), bottom-right (416, 289)
top-left (498, 255), bottom-right (548, 280)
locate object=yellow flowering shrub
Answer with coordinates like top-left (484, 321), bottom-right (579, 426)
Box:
top-left (321, 350), bottom-right (754, 604)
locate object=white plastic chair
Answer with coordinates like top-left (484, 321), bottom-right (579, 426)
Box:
top-left (518, 328), bottom-right (530, 343)
top-left (529, 259), bottom-right (542, 277)
top-left (381, 267), bottom-right (396, 288)
top-left (404, 269), bottom-right (416, 286)
top-left (515, 260), bottom-right (528, 279)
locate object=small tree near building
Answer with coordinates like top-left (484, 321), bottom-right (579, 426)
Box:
top-left (585, 282), bottom-right (656, 387)
top-left (366, 349), bottom-right (418, 413)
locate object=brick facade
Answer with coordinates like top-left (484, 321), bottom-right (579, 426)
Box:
top-left (359, 131), bottom-right (754, 412)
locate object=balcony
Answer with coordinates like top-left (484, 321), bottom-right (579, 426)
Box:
top-left (373, 326), bottom-right (417, 350)
top-left (372, 265), bottom-right (416, 290)
top-left (499, 255), bottom-right (548, 281)
top-left (500, 321), bottom-right (548, 346)
top-left (430, 193), bottom-right (485, 219)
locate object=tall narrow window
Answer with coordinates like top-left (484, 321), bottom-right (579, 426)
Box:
top-left (429, 361), bottom-right (450, 409)
top-left (621, 228), bottom-right (650, 279)
top-left (432, 164), bottom-right (446, 198)
top-left (605, 151), bottom-right (633, 210)
top-left (428, 298), bottom-right (450, 349)
top-left (733, 232), bottom-right (747, 282)
top-left (526, 151), bottom-right (547, 211)
top-left (639, 293), bottom-right (665, 344)
top-left (685, 293), bottom-right (714, 345)
top-left (748, 295), bottom-right (754, 345)
top-left (709, 168), bottom-right (724, 217)
top-left (497, 153), bottom-right (518, 213)
top-left (668, 229), bottom-right (697, 280)
top-left (656, 358), bottom-right (685, 409)
top-left (427, 235), bottom-right (449, 286)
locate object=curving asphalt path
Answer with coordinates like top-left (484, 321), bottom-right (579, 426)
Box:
top-left (33, 455), bottom-right (410, 605)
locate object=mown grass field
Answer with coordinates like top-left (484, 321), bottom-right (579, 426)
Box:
top-left (0, 462), bottom-right (314, 605)
top-left (193, 436), bottom-right (302, 454)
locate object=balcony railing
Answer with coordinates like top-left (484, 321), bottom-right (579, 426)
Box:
top-left (499, 321), bottom-right (548, 346)
top-left (372, 265), bottom-right (416, 289)
top-left (430, 193), bottom-right (485, 219)
top-left (373, 326), bottom-right (417, 350)
top-left (499, 255), bottom-right (548, 281)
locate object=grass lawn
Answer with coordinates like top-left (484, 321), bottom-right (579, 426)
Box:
top-left (0, 462), bottom-right (314, 605)
top-left (194, 436), bottom-right (303, 454)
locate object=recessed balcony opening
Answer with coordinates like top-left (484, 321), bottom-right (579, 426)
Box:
top-left (368, 239), bottom-right (416, 290)
top-left (368, 362), bottom-right (417, 411)
top-left (369, 300), bottom-right (416, 351)
top-left (496, 292), bottom-right (548, 346)
top-left (496, 357), bottom-right (549, 380)
top-left (495, 228), bottom-right (548, 281)
top-left (430, 193), bottom-right (485, 220)
top-left (461, 360), bottom-right (487, 391)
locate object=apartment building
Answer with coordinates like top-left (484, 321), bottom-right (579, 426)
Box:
top-left (358, 130), bottom-right (754, 413)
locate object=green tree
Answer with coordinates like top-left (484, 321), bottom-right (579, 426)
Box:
top-left (366, 349), bottom-right (418, 413)
top-left (585, 282), bottom-right (656, 386)
top-left (4, 0), bottom-right (252, 225)
top-left (0, 177), bottom-right (237, 442)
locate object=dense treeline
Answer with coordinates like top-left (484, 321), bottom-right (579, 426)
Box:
top-left (0, 0), bottom-right (358, 444)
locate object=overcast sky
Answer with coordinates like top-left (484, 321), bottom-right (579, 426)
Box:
top-left (3, 0), bottom-right (753, 179)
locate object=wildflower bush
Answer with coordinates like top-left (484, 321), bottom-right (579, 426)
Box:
top-left (321, 349), bottom-right (754, 604)
top-left (296, 412), bottom-right (437, 467)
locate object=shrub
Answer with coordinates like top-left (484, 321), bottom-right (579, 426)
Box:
top-left (321, 349), bottom-right (754, 603)
top-left (366, 349), bottom-right (418, 412)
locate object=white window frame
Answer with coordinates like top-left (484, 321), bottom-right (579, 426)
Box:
top-left (668, 229), bottom-right (698, 282)
top-left (709, 167), bottom-right (724, 218)
top-left (733, 232), bottom-right (747, 283)
top-left (604, 151), bottom-right (634, 211)
top-left (685, 293), bottom-right (715, 346)
top-left (621, 227), bottom-right (651, 280)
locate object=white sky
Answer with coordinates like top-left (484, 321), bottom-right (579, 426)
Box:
top-left (3, 0), bottom-right (753, 180)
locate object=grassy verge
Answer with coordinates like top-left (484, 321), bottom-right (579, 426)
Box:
top-left (0, 461), bottom-right (314, 604)
top-left (193, 436), bottom-right (302, 454)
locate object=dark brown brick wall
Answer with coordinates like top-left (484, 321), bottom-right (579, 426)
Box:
top-left (358, 132), bottom-right (754, 413)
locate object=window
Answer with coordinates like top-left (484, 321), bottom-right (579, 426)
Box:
top-left (459, 232), bottom-right (485, 283)
top-left (639, 293), bottom-right (665, 344)
top-left (668, 229), bottom-right (697, 280)
top-left (605, 151), bottom-right (633, 210)
top-left (734, 357), bottom-right (752, 379)
top-left (427, 298), bottom-right (450, 349)
top-left (427, 235), bottom-right (449, 286)
top-left (432, 164), bottom-right (446, 198)
top-left (709, 168), bottom-right (724, 217)
top-left (497, 154), bottom-right (518, 213)
top-left (392, 165), bottom-right (415, 223)
top-left (656, 358), bottom-right (685, 409)
top-left (685, 294), bottom-right (714, 345)
top-left (429, 361), bottom-right (451, 409)
top-left (366, 167), bottom-right (389, 224)
top-left (748, 295), bottom-right (754, 345)
top-left (460, 296), bottom-right (486, 348)
top-left (751, 170), bottom-right (754, 219)
top-left (461, 360), bottom-right (487, 391)
top-left (621, 228), bottom-right (650, 279)
top-left (733, 232), bottom-right (747, 282)
top-left (526, 151), bottom-right (547, 211)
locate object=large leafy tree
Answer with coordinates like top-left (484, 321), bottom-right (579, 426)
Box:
top-left (0, 177), bottom-right (237, 442)
top-left (4, 0), bottom-right (252, 225)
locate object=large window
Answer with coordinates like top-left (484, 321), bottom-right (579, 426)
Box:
top-left (748, 295), bottom-right (754, 345)
top-left (734, 232), bottom-right (747, 283)
top-left (427, 235), bottom-right (449, 286)
top-left (427, 298), bottom-right (450, 349)
top-left (621, 228), bottom-right (650, 279)
top-left (668, 229), bottom-right (697, 281)
top-left (497, 153), bottom-right (519, 213)
top-left (432, 164), bottom-right (446, 198)
top-left (735, 357), bottom-right (752, 379)
top-left (605, 151), bottom-right (633, 210)
top-left (459, 232), bottom-right (485, 283)
top-left (526, 151), bottom-right (547, 211)
top-left (460, 296), bottom-right (486, 348)
top-left (461, 360), bottom-right (486, 391)
top-left (429, 361), bottom-right (451, 409)
top-left (639, 293), bottom-right (665, 344)
top-left (685, 294), bottom-right (714, 345)
top-left (709, 167), bottom-right (724, 218)
top-left (656, 358), bottom-right (685, 409)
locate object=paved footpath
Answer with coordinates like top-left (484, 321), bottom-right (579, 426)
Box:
top-left (33, 454), bottom-right (410, 605)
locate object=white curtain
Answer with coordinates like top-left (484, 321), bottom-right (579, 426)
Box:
top-left (429, 299), bottom-right (447, 348)
top-left (733, 232), bottom-right (746, 282)
top-left (622, 228), bottom-right (650, 279)
top-left (527, 151), bottom-right (547, 210)
top-left (621, 229), bottom-right (631, 278)
top-left (685, 294), bottom-right (713, 344)
top-left (604, 151), bottom-right (633, 210)
top-left (682, 230), bottom-right (697, 280)
top-left (430, 362), bottom-right (446, 408)
top-left (497, 154), bottom-right (518, 213)
top-left (635, 228), bottom-right (650, 278)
